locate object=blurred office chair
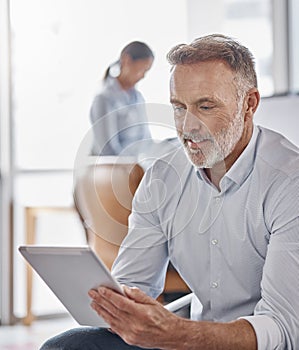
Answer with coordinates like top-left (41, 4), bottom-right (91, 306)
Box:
top-left (73, 157), bottom-right (190, 302)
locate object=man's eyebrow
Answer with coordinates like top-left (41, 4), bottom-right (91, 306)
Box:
top-left (194, 97), bottom-right (215, 104)
top-left (170, 98), bottom-right (182, 104)
top-left (170, 97), bottom-right (216, 104)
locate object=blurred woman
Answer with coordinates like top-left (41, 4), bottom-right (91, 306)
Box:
top-left (90, 41), bottom-right (154, 156)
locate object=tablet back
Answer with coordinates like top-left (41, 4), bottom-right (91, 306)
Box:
top-left (19, 245), bottom-right (124, 327)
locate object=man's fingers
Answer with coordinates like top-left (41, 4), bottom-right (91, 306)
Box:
top-left (123, 286), bottom-right (156, 305)
top-left (90, 294), bottom-right (136, 338)
top-left (89, 286), bottom-right (157, 313)
top-left (92, 293), bottom-right (123, 319)
top-left (90, 287), bottom-right (133, 314)
top-left (91, 301), bottom-right (122, 333)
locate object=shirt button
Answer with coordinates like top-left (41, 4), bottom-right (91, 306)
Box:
top-left (211, 239), bottom-right (218, 245)
top-left (211, 282), bottom-right (218, 288)
top-left (214, 197), bottom-right (221, 203)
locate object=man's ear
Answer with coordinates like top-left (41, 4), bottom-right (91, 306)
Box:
top-left (244, 88), bottom-right (260, 121)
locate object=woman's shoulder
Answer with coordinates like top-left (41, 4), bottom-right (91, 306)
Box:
top-left (92, 79), bottom-right (117, 102)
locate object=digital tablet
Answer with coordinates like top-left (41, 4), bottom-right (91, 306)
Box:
top-left (19, 245), bottom-right (125, 327)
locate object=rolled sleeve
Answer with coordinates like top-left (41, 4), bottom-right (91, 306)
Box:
top-left (240, 315), bottom-right (283, 350)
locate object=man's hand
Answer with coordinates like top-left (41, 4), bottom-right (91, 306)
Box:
top-left (89, 286), bottom-right (258, 350)
top-left (88, 286), bottom-right (182, 349)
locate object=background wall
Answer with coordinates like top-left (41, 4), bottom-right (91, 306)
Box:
top-left (11, 0), bottom-right (187, 170)
top-left (255, 95), bottom-right (299, 146)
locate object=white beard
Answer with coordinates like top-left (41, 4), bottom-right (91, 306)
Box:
top-left (180, 109), bottom-right (245, 168)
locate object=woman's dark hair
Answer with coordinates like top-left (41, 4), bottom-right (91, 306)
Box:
top-left (104, 41), bottom-right (154, 80)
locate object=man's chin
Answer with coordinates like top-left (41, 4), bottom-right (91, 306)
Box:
top-left (184, 148), bottom-right (205, 168)
top-left (184, 148), bottom-right (222, 169)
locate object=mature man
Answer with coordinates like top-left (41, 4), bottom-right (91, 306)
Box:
top-left (41, 34), bottom-right (299, 349)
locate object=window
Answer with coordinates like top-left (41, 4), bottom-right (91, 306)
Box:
top-left (223, 0), bottom-right (273, 96)
top-left (187, 0), bottom-right (274, 97)
top-left (289, 0), bottom-right (299, 92)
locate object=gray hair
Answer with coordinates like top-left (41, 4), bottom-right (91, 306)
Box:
top-left (167, 34), bottom-right (257, 96)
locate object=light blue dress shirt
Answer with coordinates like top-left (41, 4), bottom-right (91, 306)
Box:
top-left (112, 125), bottom-right (299, 349)
top-left (89, 77), bottom-right (152, 156)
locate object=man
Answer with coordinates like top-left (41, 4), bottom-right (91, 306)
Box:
top-left (41, 34), bottom-right (299, 349)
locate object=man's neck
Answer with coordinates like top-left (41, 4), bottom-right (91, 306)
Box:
top-left (204, 123), bottom-right (254, 190)
top-left (204, 166), bottom-right (225, 191)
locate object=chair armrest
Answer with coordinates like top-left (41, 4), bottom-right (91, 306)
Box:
top-left (164, 293), bottom-right (194, 313)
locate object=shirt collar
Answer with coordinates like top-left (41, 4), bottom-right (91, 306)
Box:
top-left (224, 124), bottom-right (259, 186)
top-left (195, 124), bottom-right (260, 188)
top-left (106, 76), bottom-right (136, 97)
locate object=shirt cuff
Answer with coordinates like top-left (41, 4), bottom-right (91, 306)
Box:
top-left (239, 315), bottom-right (283, 350)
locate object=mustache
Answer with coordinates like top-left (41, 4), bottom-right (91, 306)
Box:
top-left (181, 132), bottom-right (213, 143)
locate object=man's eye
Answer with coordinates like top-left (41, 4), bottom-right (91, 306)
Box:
top-left (200, 105), bottom-right (212, 110)
top-left (173, 106), bottom-right (186, 116)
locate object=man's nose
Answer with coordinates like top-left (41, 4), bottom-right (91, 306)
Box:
top-left (182, 111), bottom-right (200, 134)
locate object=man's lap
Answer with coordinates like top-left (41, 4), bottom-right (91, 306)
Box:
top-left (39, 327), bottom-right (159, 350)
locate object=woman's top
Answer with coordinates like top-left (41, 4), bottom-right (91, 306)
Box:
top-left (89, 77), bottom-right (152, 156)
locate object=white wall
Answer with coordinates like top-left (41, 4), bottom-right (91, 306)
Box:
top-left (255, 95), bottom-right (299, 146)
top-left (290, 0), bottom-right (299, 92)
top-left (11, 0), bottom-right (188, 170)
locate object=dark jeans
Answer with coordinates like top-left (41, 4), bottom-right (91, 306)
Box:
top-left (39, 327), bottom-right (160, 350)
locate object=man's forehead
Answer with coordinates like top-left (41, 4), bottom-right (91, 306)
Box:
top-left (169, 62), bottom-right (236, 94)
top-left (170, 61), bottom-right (234, 80)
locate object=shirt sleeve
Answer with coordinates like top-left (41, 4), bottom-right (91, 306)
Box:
top-left (111, 166), bottom-right (169, 298)
top-left (240, 175), bottom-right (299, 350)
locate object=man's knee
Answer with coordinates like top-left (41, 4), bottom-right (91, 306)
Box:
top-left (39, 327), bottom-right (108, 350)
top-left (39, 327), bottom-right (143, 350)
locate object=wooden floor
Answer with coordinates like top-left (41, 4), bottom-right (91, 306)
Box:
top-left (0, 316), bottom-right (77, 350)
